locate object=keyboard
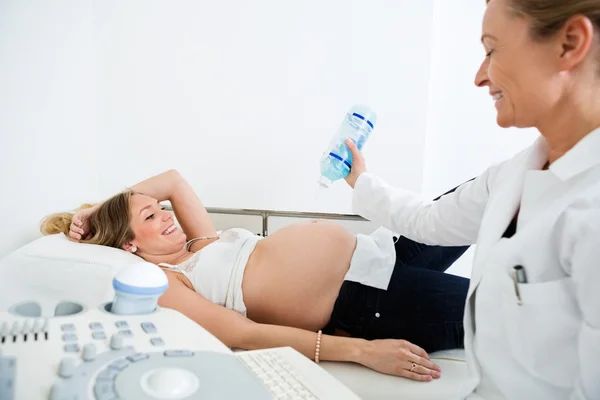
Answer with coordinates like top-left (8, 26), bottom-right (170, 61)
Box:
top-left (238, 347), bottom-right (361, 400)
top-left (239, 350), bottom-right (317, 399)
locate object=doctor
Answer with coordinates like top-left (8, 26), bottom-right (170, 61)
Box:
top-left (344, 0), bottom-right (600, 399)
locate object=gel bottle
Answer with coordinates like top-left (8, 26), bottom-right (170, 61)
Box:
top-left (318, 105), bottom-right (377, 188)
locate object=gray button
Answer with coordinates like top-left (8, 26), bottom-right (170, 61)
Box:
top-left (127, 353), bottom-right (150, 363)
top-left (108, 359), bottom-right (130, 371)
top-left (96, 368), bottom-right (120, 381)
top-left (0, 322), bottom-right (8, 336)
top-left (89, 322), bottom-right (103, 330)
top-left (115, 321), bottom-right (128, 329)
top-left (375, 312), bottom-right (381, 318)
top-left (118, 329), bottom-right (133, 337)
top-left (92, 331), bottom-right (106, 340)
top-left (82, 343), bottom-right (97, 361)
top-left (21, 320), bottom-right (33, 334)
top-left (64, 344), bottom-right (80, 353)
top-left (141, 322), bottom-right (157, 334)
top-left (150, 337), bottom-right (164, 346)
top-left (58, 358), bottom-right (76, 378)
top-left (164, 350), bottom-right (194, 357)
top-left (61, 324), bottom-right (76, 332)
top-left (32, 319), bottom-right (44, 333)
top-left (62, 333), bottom-right (78, 342)
top-left (94, 381), bottom-right (117, 400)
top-left (109, 334), bottom-right (123, 350)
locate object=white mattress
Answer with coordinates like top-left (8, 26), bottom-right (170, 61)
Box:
top-left (320, 349), bottom-right (468, 400)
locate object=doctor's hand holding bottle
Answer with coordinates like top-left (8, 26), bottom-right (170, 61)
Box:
top-left (344, 138), bottom-right (368, 189)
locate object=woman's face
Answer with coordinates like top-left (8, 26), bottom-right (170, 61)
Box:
top-left (127, 194), bottom-right (187, 256)
top-left (475, 0), bottom-right (561, 128)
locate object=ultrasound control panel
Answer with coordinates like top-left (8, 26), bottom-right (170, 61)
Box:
top-left (0, 304), bottom-right (272, 400)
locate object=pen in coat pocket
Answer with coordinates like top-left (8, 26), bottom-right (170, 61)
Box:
top-left (513, 265), bottom-right (527, 305)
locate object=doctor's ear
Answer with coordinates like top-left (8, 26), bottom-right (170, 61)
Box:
top-left (123, 242), bottom-right (137, 253)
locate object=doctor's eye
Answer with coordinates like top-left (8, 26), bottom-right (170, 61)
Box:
top-left (486, 50), bottom-right (494, 57)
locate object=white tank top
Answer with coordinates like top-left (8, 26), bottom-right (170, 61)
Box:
top-left (158, 228), bottom-right (262, 316)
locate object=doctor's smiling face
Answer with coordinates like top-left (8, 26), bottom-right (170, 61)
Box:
top-left (475, 0), bottom-right (599, 129)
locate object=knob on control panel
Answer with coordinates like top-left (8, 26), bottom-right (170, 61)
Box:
top-left (110, 333), bottom-right (124, 350)
top-left (82, 344), bottom-right (97, 362)
top-left (58, 358), bottom-right (76, 378)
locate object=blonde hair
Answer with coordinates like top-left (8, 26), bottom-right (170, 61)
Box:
top-left (41, 190), bottom-right (136, 249)
top-left (488, 0), bottom-right (600, 39)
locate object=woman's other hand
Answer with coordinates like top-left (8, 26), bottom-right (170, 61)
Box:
top-left (357, 339), bottom-right (442, 381)
top-left (344, 138), bottom-right (367, 189)
top-left (69, 205), bottom-right (98, 241)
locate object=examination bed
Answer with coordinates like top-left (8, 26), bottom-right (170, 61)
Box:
top-left (0, 207), bottom-right (469, 400)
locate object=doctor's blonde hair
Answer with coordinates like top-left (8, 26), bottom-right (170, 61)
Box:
top-left (489, 0), bottom-right (600, 40)
top-left (40, 191), bottom-right (136, 249)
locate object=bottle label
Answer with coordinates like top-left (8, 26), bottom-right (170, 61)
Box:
top-left (345, 112), bottom-right (373, 150)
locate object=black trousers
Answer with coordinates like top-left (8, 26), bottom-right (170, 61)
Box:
top-left (323, 179), bottom-right (473, 352)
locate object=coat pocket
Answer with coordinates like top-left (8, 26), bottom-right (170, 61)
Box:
top-left (501, 276), bottom-right (581, 387)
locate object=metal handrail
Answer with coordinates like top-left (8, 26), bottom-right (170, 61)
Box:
top-left (163, 205), bottom-right (368, 237)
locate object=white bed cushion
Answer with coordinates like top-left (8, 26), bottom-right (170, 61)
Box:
top-left (0, 233), bottom-right (143, 316)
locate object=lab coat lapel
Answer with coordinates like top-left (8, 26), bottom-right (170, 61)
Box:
top-left (467, 139), bottom-right (546, 296)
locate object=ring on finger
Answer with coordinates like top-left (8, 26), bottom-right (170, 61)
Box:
top-left (410, 362), bottom-right (417, 372)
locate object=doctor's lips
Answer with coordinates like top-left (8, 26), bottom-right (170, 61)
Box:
top-left (162, 225), bottom-right (177, 235)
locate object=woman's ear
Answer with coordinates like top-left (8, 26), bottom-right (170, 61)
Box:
top-left (122, 242), bottom-right (137, 253)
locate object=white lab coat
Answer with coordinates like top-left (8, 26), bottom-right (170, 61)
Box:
top-left (352, 128), bottom-right (600, 400)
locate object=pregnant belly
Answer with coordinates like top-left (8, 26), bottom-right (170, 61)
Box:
top-left (242, 220), bottom-right (357, 331)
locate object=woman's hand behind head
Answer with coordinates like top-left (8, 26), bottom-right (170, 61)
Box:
top-left (69, 204), bottom-right (98, 241)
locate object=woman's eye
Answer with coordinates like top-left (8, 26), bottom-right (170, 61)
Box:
top-left (146, 213), bottom-right (155, 221)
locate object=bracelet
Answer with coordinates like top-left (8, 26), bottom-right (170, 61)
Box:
top-left (315, 330), bottom-right (322, 363)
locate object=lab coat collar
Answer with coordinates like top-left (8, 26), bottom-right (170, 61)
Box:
top-left (548, 126), bottom-right (600, 181)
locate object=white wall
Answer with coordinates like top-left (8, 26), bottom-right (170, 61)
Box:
top-left (0, 1), bottom-right (99, 256)
top-left (422, 0), bottom-right (539, 277)
top-left (92, 0), bottom-right (435, 212)
top-left (1, 0), bottom-right (437, 257)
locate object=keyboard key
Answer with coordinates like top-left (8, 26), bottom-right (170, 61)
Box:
top-left (64, 344), bottom-right (80, 353)
top-left (62, 333), bottom-right (78, 342)
top-left (150, 338), bottom-right (164, 346)
top-left (118, 330), bottom-right (133, 337)
top-left (96, 368), bottom-right (119, 381)
top-left (92, 331), bottom-right (106, 340)
top-left (108, 359), bottom-right (129, 371)
top-left (164, 350), bottom-right (194, 357)
top-left (141, 322), bottom-right (157, 334)
top-left (127, 353), bottom-right (150, 363)
top-left (60, 324), bottom-right (76, 332)
top-left (115, 321), bottom-right (128, 329)
top-left (89, 322), bottom-right (103, 330)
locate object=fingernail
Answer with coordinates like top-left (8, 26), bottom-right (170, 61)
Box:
top-left (434, 372), bottom-right (441, 378)
top-left (426, 376), bottom-right (432, 381)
